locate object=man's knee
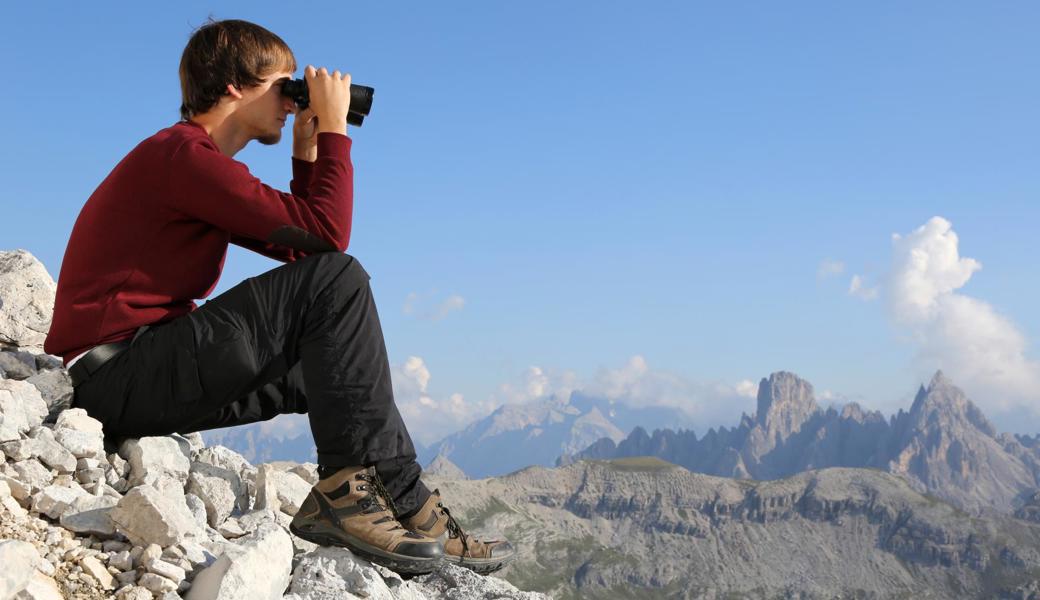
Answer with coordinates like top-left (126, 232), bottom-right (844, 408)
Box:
top-left (307, 251), bottom-right (370, 289)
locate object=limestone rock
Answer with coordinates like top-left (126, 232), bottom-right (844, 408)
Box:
top-left (185, 523), bottom-right (293, 600)
top-left (288, 546), bottom-right (401, 599)
top-left (255, 464), bottom-right (310, 515)
top-left (15, 570), bottom-right (63, 600)
top-left (0, 379), bottom-right (48, 442)
top-left (119, 437), bottom-right (191, 487)
top-left (11, 459), bottom-right (53, 492)
top-left (59, 493), bottom-right (118, 536)
top-left (54, 427), bottom-right (105, 459)
top-left (54, 408), bottom-right (103, 435)
top-left (110, 484), bottom-right (202, 547)
top-left (32, 483), bottom-right (88, 519)
top-left (24, 370), bottom-right (73, 419)
top-left (0, 249), bottom-right (56, 347)
top-left (187, 463), bottom-right (243, 527)
top-left (81, 555), bottom-right (115, 590)
top-left (0, 350), bottom-right (37, 380)
top-left (0, 539), bottom-right (40, 598)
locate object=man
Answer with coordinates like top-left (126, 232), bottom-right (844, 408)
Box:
top-left (44, 18), bottom-right (513, 575)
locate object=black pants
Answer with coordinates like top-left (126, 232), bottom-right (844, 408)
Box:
top-left (73, 252), bottom-right (430, 515)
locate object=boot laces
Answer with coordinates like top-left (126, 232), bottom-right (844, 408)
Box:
top-left (357, 470), bottom-right (402, 530)
top-left (438, 502), bottom-right (471, 558)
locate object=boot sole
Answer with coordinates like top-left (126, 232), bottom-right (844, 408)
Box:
top-left (448, 553), bottom-right (516, 575)
top-left (290, 521), bottom-right (444, 575)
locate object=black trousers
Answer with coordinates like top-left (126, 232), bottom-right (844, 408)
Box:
top-left (73, 252), bottom-right (430, 515)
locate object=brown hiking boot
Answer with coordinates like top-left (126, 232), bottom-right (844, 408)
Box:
top-left (401, 489), bottom-right (516, 574)
top-left (289, 466), bottom-right (444, 574)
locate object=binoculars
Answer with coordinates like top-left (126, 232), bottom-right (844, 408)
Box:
top-left (281, 79), bottom-right (374, 127)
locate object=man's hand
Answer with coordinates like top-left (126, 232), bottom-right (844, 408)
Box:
top-left (292, 107), bottom-right (319, 162)
top-left (306, 65), bottom-right (351, 137)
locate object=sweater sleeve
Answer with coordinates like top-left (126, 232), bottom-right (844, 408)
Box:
top-left (168, 133), bottom-right (353, 253)
top-left (290, 156), bottom-right (314, 199)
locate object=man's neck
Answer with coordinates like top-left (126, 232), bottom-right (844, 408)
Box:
top-left (188, 111), bottom-right (250, 157)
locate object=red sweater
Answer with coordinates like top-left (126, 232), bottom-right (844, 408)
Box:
top-left (44, 120), bottom-right (353, 365)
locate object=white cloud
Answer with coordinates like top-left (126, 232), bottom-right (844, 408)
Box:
top-left (818, 259), bottom-right (846, 279)
top-left (882, 216), bottom-right (1040, 412)
top-left (848, 274), bottom-right (879, 301)
top-left (492, 365), bottom-right (580, 406)
top-left (735, 379), bottom-right (758, 398)
top-left (403, 291), bottom-right (465, 321)
top-left (392, 356), bottom-right (497, 446)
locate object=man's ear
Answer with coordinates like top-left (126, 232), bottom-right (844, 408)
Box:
top-left (225, 83), bottom-right (244, 100)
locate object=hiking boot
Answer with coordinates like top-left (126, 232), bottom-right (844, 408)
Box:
top-left (401, 488), bottom-right (516, 574)
top-left (289, 466), bottom-right (444, 574)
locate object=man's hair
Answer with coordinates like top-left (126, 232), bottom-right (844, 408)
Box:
top-left (179, 18), bottom-right (297, 121)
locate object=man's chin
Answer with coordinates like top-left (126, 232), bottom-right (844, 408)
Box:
top-left (257, 131), bottom-right (282, 146)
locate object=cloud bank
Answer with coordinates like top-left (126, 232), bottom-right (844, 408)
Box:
top-left (857, 216), bottom-right (1040, 415)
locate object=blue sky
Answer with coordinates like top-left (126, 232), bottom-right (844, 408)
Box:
top-left (3, 2), bottom-right (1038, 442)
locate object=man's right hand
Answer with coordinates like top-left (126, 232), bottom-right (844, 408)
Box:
top-left (306, 65), bottom-right (351, 136)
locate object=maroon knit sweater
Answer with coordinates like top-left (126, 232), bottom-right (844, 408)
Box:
top-left (44, 120), bottom-right (353, 365)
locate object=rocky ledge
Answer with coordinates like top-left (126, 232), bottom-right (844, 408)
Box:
top-left (0, 248), bottom-right (547, 599)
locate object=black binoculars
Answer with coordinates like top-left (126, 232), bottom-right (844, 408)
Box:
top-left (281, 80), bottom-right (374, 127)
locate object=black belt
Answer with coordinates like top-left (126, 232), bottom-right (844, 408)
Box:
top-left (68, 326), bottom-right (151, 387)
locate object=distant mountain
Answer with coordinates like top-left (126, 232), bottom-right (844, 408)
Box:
top-left (572, 370), bottom-right (1040, 516)
top-left (201, 422), bottom-right (430, 467)
top-left (426, 459), bottom-right (1040, 599)
top-left (420, 396), bottom-right (639, 479)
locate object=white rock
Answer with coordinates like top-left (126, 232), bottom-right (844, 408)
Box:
top-left (81, 555), bottom-right (115, 590)
top-left (55, 427), bottom-right (105, 459)
top-left (185, 523), bottom-right (293, 600)
top-left (255, 464), bottom-right (311, 516)
top-left (2, 494), bottom-right (28, 517)
top-left (181, 431), bottom-right (206, 453)
top-left (187, 464), bottom-right (239, 528)
top-left (141, 543), bottom-right (163, 568)
top-left (54, 408), bottom-right (104, 434)
top-left (139, 573), bottom-right (177, 594)
top-left (59, 493), bottom-right (119, 536)
top-left (0, 473), bottom-right (30, 501)
top-left (32, 483), bottom-right (88, 519)
top-left (119, 437), bottom-right (191, 487)
top-left (0, 539), bottom-right (40, 598)
top-left (288, 546), bottom-right (397, 599)
top-left (289, 463), bottom-right (319, 485)
top-left (194, 446), bottom-right (251, 476)
top-left (147, 559), bottom-right (187, 584)
top-left (11, 459), bottom-right (53, 492)
top-left (185, 492), bottom-right (209, 528)
top-left (110, 484), bottom-right (203, 547)
top-left (0, 250), bottom-right (56, 347)
top-left (109, 550), bottom-right (133, 571)
top-left (217, 518), bottom-right (247, 539)
top-left (8, 438), bottom-right (78, 473)
top-left (13, 570), bottom-right (63, 600)
top-left (0, 379), bottom-right (48, 442)
top-left (177, 540), bottom-right (215, 567)
top-left (115, 584), bottom-right (149, 599)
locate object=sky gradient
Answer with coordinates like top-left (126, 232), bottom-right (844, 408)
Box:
top-left (3, 2), bottom-right (1038, 442)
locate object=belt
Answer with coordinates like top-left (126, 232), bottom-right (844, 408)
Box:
top-left (68, 326), bottom-right (151, 387)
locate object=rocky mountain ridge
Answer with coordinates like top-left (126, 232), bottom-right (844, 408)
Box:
top-left (427, 458), bottom-right (1040, 599)
top-left (571, 370), bottom-right (1040, 516)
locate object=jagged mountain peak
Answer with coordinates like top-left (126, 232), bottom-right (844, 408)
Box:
top-left (755, 371), bottom-right (820, 432)
top-left (907, 370), bottom-right (996, 437)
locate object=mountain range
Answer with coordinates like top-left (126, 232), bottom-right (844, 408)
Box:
top-left (424, 458), bottom-right (1040, 599)
top-left (572, 370), bottom-right (1040, 517)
